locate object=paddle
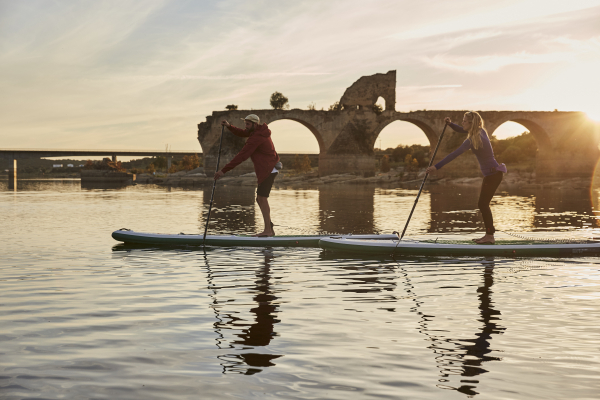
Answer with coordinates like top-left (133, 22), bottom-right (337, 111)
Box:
top-left (203, 125), bottom-right (225, 246)
top-left (397, 123), bottom-right (448, 241)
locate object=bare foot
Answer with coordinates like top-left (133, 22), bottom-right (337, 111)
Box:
top-left (474, 234), bottom-right (495, 244)
top-left (254, 230), bottom-right (275, 237)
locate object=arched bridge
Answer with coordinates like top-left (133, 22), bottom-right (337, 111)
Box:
top-left (198, 71), bottom-right (600, 179)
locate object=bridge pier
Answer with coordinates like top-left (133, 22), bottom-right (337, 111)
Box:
top-left (167, 156), bottom-right (172, 170)
top-left (8, 156), bottom-right (16, 190)
top-left (112, 154), bottom-right (117, 163)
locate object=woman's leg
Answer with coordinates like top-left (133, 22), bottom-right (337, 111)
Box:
top-left (476, 172), bottom-right (503, 243)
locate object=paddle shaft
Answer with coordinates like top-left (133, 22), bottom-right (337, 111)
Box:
top-left (203, 125), bottom-right (225, 245)
top-left (398, 123), bottom-right (448, 241)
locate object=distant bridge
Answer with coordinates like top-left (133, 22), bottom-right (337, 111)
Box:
top-left (198, 71), bottom-right (600, 180)
top-left (1, 149), bottom-right (201, 189)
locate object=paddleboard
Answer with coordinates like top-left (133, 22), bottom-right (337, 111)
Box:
top-left (112, 229), bottom-right (399, 247)
top-left (319, 237), bottom-right (600, 257)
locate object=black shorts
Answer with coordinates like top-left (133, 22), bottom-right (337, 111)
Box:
top-left (257, 172), bottom-right (278, 198)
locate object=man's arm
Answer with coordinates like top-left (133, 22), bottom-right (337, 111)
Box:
top-left (218, 137), bottom-right (261, 176)
top-left (227, 125), bottom-right (251, 138)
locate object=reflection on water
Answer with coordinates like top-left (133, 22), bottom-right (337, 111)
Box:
top-left (410, 260), bottom-right (504, 397)
top-left (206, 250), bottom-right (282, 375)
top-left (1, 180), bottom-right (600, 399)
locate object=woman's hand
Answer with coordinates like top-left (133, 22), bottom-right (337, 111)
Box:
top-left (426, 166), bottom-right (437, 174)
top-left (444, 117), bottom-right (451, 125)
top-left (214, 170), bottom-right (225, 180)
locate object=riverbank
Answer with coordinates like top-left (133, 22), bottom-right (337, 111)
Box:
top-left (131, 167), bottom-right (592, 190)
top-left (2, 167), bottom-right (592, 190)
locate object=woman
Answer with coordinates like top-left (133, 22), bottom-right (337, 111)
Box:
top-left (426, 112), bottom-right (507, 244)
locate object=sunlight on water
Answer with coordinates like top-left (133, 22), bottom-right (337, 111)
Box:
top-left (1, 180), bottom-right (600, 399)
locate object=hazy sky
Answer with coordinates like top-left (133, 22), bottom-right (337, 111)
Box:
top-left (1, 0), bottom-right (599, 154)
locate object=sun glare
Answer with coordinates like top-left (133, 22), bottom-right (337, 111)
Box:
top-left (586, 109), bottom-right (600, 122)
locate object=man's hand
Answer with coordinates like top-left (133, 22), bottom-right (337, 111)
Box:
top-left (426, 166), bottom-right (437, 174)
top-left (214, 170), bottom-right (225, 180)
top-left (444, 117), bottom-right (451, 125)
top-left (221, 120), bottom-right (231, 127)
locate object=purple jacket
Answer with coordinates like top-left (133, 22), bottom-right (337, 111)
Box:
top-left (434, 123), bottom-right (507, 177)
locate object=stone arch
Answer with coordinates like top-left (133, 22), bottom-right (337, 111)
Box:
top-left (486, 115), bottom-right (552, 151)
top-left (372, 116), bottom-right (438, 150)
top-left (263, 115), bottom-right (326, 153)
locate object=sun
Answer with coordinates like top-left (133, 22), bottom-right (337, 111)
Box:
top-left (586, 108), bottom-right (600, 122)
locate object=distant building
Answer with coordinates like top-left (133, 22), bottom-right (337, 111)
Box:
top-left (67, 164), bottom-right (74, 168)
top-left (53, 164), bottom-right (63, 168)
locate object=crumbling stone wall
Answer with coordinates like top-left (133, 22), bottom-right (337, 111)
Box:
top-left (340, 70), bottom-right (396, 111)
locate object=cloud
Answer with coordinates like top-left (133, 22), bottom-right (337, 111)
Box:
top-left (398, 85), bottom-right (462, 90)
top-left (419, 51), bottom-right (570, 73)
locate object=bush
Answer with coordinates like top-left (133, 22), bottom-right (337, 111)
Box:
top-left (498, 145), bottom-right (523, 163)
top-left (328, 101), bottom-right (343, 111)
top-left (493, 131), bottom-right (536, 162)
top-left (147, 164), bottom-right (156, 174)
top-left (404, 154), bottom-right (419, 172)
top-left (180, 154), bottom-right (200, 171)
top-left (225, 104), bottom-right (238, 111)
top-left (392, 144), bottom-right (430, 166)
top-left (307, 102), bottom-right (316, 110)
top-left (380, 155), bottom-right (391, 172)
top-left (372, 104), bottom-right (383, 115)
top-left (270, 92), bottom-right (289, 110)
top-left (293, 154), bottom-right (311, 172)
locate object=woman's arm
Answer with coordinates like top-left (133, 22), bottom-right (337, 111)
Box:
top-left (443, 117), bottom-right (467, 134)
top-left (434, 139), bottom-right (472, 170)
top-left (448, 122), bottom-right (467, 134)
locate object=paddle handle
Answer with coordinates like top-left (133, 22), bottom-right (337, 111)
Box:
top-left (203, 125), bottom-right (225, 244)
top-left (398, 123), bottom-right (447, 241)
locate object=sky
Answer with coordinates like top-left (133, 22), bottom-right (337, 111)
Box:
top-left (1, 0), bottom-right (600, 155)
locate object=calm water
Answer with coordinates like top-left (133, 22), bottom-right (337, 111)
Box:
top-left (1, 180), bottom-right (599, 399)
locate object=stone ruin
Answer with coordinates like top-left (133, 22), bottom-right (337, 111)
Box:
top-left (340, 70), bottom-right (396, 111)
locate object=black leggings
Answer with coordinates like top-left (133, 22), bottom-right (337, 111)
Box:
top-left (478, 172), bottom-right (503, 235)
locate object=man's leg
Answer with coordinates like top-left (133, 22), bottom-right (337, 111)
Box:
top-left (255, 172), bottom-right (277, 236)
top-left (256, 195), bottom-right (274, 236)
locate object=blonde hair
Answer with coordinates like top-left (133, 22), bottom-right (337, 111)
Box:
top-left (465, 111), bottom-right (487, 150)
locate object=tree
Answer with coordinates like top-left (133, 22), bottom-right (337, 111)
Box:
top-left (307, 102), bottom-right (316, 110)
top-left (180, 154), bottom-right (200, 171)
top-left (293, 154), bottom-right (312, 172)
top-left (225, 104), bottom-right (238, 111)
top-left (153, 156), bottom-right (167, 171)
top-left (404, 154), bottom-right (419, 172)
top-left (270, 92), bottom-right (289, 110)
top-left (380, 155), bottom-right (391, 172)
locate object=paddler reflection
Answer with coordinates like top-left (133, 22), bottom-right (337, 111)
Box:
top-left (205, 249), bottom-right (282, 375)
top-left (401, 258), bottom-right (504, 396)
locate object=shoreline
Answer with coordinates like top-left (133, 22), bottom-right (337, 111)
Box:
top-left (2, 169), bottom-right (593, 190)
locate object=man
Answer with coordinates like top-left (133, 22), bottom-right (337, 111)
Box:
top-left (214, 114), bottom-right (280, 237)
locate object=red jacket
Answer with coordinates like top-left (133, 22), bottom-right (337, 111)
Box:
top-left (221, 123), bottom-right (280, 184)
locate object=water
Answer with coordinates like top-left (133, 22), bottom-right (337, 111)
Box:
top-left (1, 180), bottom-right (599, 399)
